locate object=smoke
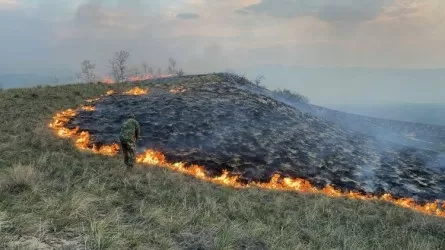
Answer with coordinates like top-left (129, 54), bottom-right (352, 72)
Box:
top-left (229, 72), bottom-right (445, 181)
top-left (1, 0), bottom-right (444, 88)
top-left (427, 154), bottom-right (445, 171)
top-left (176, 13), bottom-right (200, 20)
top-left (59, 74), bottom-right (445, 201)
top-left (354, 165), bottom-right (378, 193)
top-left (243, 0), bottom-right (388, 23)
top-left (0, 0), bottom-right (232, 83)
top-left (438, 154), bottom-right (445, 168)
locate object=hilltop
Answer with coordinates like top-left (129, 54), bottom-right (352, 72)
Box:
top-left (65, 74), bottom-right (445, 202)
top-left (1, 74), bottom-right (445, 249)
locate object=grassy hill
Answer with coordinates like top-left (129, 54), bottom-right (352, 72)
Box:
top-left (1, 74), bottom-right (445, 249)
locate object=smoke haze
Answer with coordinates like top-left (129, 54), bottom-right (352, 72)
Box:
top-left (1, 0), bottom-right (445, 107)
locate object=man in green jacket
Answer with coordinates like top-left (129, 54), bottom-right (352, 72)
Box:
top-left (119, 114), bottom-right (140, 169)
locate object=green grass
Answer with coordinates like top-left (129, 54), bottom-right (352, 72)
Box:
top-left (1, 75), bottom-right (445, 249)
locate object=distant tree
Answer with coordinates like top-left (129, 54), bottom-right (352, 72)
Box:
top-left (273, 89), bottom-right (310, 104)
top-left (142, 62), bottom-right (154, 75)
top-left (156, 67), bottom-right (162, 77)
top-left (109, 50), bottom-right (130, 83)
top-left (129, 66), bottom-right (141, 77)
top-left (167, 57), bottom-right (185, 76)
top-left (142, 62), bottom-right (148, 74)
top-left (53, 76), bottom-right (59, 84)
top-left (167, 57), bottom-right (177, 75)
top-left (237, 73), bottom-right (249, 84)
top-left (128, 66), bottom-right (142, 82)
top-left (176, 68), bottom-right (185, 77)
top-left (76, 60), bottom-right (97, 83)
top-left (254, 75), bottom-right (265, 86)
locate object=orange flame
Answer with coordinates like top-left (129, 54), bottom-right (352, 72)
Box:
top-left (48, 92), bottom-right (120, 156)
top-left (123, 87), bottom-right (149, 96)
top-left (74, 131), bottom-right (120, 156)
top-left (92, 143), bottom-right (120, 156)
top-left (86, 98), bottom-right (100, 103)
top-left (128, 74), bottom-right (154, 82)
top-left (135, 150), bottom-right (244, 188)
top-left (102, 76), bottom-right (114, 84)
top-left (169, 86), bottom-right (186, 94)
top-left (81, 105), bottom-right (96, 111)
top-left (136, 148), bottom-right (445, 217)
top-left (55, 126), bottom-right (79, 138)
top-left (48, 109), bottom-right (78, 135)
top-left (49, 90), bottom-right (445, 218)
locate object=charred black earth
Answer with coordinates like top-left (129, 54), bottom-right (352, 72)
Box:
top-left (67, 74), bottom-right (445, 202)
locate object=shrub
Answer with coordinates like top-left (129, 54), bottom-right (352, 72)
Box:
top-left (272, 89), bottom-right (309, 104)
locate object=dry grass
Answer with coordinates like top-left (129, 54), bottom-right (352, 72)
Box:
top-left (0, 75), bottom-right (445, 249)
top-left (0, 163), bottom-right (41, 193)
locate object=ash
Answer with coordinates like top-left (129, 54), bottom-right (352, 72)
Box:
top-left (67, 76), bottom-right (445, 202)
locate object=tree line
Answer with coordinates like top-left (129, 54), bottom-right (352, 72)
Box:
top-left (76, 50), bottom-right (184, 84)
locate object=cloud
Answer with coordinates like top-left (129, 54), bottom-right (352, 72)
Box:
top-left (244, 0), bottom-right (389, 23)
top-left (176, 12), bottom-right (200, 19)
top-left (1, 0), bottom-right (445, 81)
top-left (234, 9), bottom-right (250, 16)
top-left (382, 0), bottom-right (428, 18)
top-left (75, 3), bottom-right (104, 25)
top-left (74, 2), bottom-right (142, 29)
top-left (0, 0), bottom-right (21, 10)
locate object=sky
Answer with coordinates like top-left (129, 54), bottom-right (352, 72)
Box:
top-left (1, 0), bottom-right (445, 105)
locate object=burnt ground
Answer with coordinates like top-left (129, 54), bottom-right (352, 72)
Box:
top-left (238, 79), bottom-right (445, 152)
top-left (67, 74), bottom-right (445, 202)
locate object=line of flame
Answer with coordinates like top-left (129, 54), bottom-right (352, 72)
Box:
top-left (169, 86), bottom-right (187, 94)
top-left (102, 76), bottom-right (114, 84)
top-left (123, 87), bottom-right (149, 96)
top-left (135, 149), bottom-right (445, 217)
top-left (86, 98), bottom-right (100, 103)
top-left (49, 92), bottom-right (121, 156)
top-left (81, 105), bottom-right (96, 111)
top-left (48, 89), bottom-right (445, 218)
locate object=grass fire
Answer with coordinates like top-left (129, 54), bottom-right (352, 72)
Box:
top-left (3, 74), bottom-right (445, 249)
top-left (123, 87), bottom-right (149, 96)
top-left (4, 0), bottom-right (445, 247)
top-left (47, 77), bottom-right (445, 220)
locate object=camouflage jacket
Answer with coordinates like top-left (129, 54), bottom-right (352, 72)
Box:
top-left (120, 118), bottom-right (140, 142)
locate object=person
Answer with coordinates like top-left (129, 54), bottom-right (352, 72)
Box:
top-left (119, 114), bottom-right (140, 169)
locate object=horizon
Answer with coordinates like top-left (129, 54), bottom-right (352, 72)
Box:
top-left (1, 0), bottom-right (445, 106)
top-left (2, 67), bottom-right (445, 107)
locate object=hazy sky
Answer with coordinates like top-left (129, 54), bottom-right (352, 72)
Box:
top-left (1, 0), bottom-right (445, 104)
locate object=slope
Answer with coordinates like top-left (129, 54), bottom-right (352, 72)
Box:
top-left (0, 74), bottom-right (444, 249)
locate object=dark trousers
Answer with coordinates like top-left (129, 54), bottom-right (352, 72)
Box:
top-left (120, 139), bottom-right (136, 168)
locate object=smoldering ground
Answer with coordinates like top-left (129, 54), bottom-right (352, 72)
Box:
top-left (67, 74), bottom-right (445, 202)
top-left (232, 74), bottom-right (445, 172)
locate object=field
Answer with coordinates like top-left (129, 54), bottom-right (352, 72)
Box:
top-left (1, 74), bottom-right (445, 249)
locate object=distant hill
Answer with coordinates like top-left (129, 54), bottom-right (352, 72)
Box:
top-left (327, 103), bottom-right (445, 126)
top-left (235, 66), bottom-right (445, 105)
top-left (0, 74), bottom-right (75, 89)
